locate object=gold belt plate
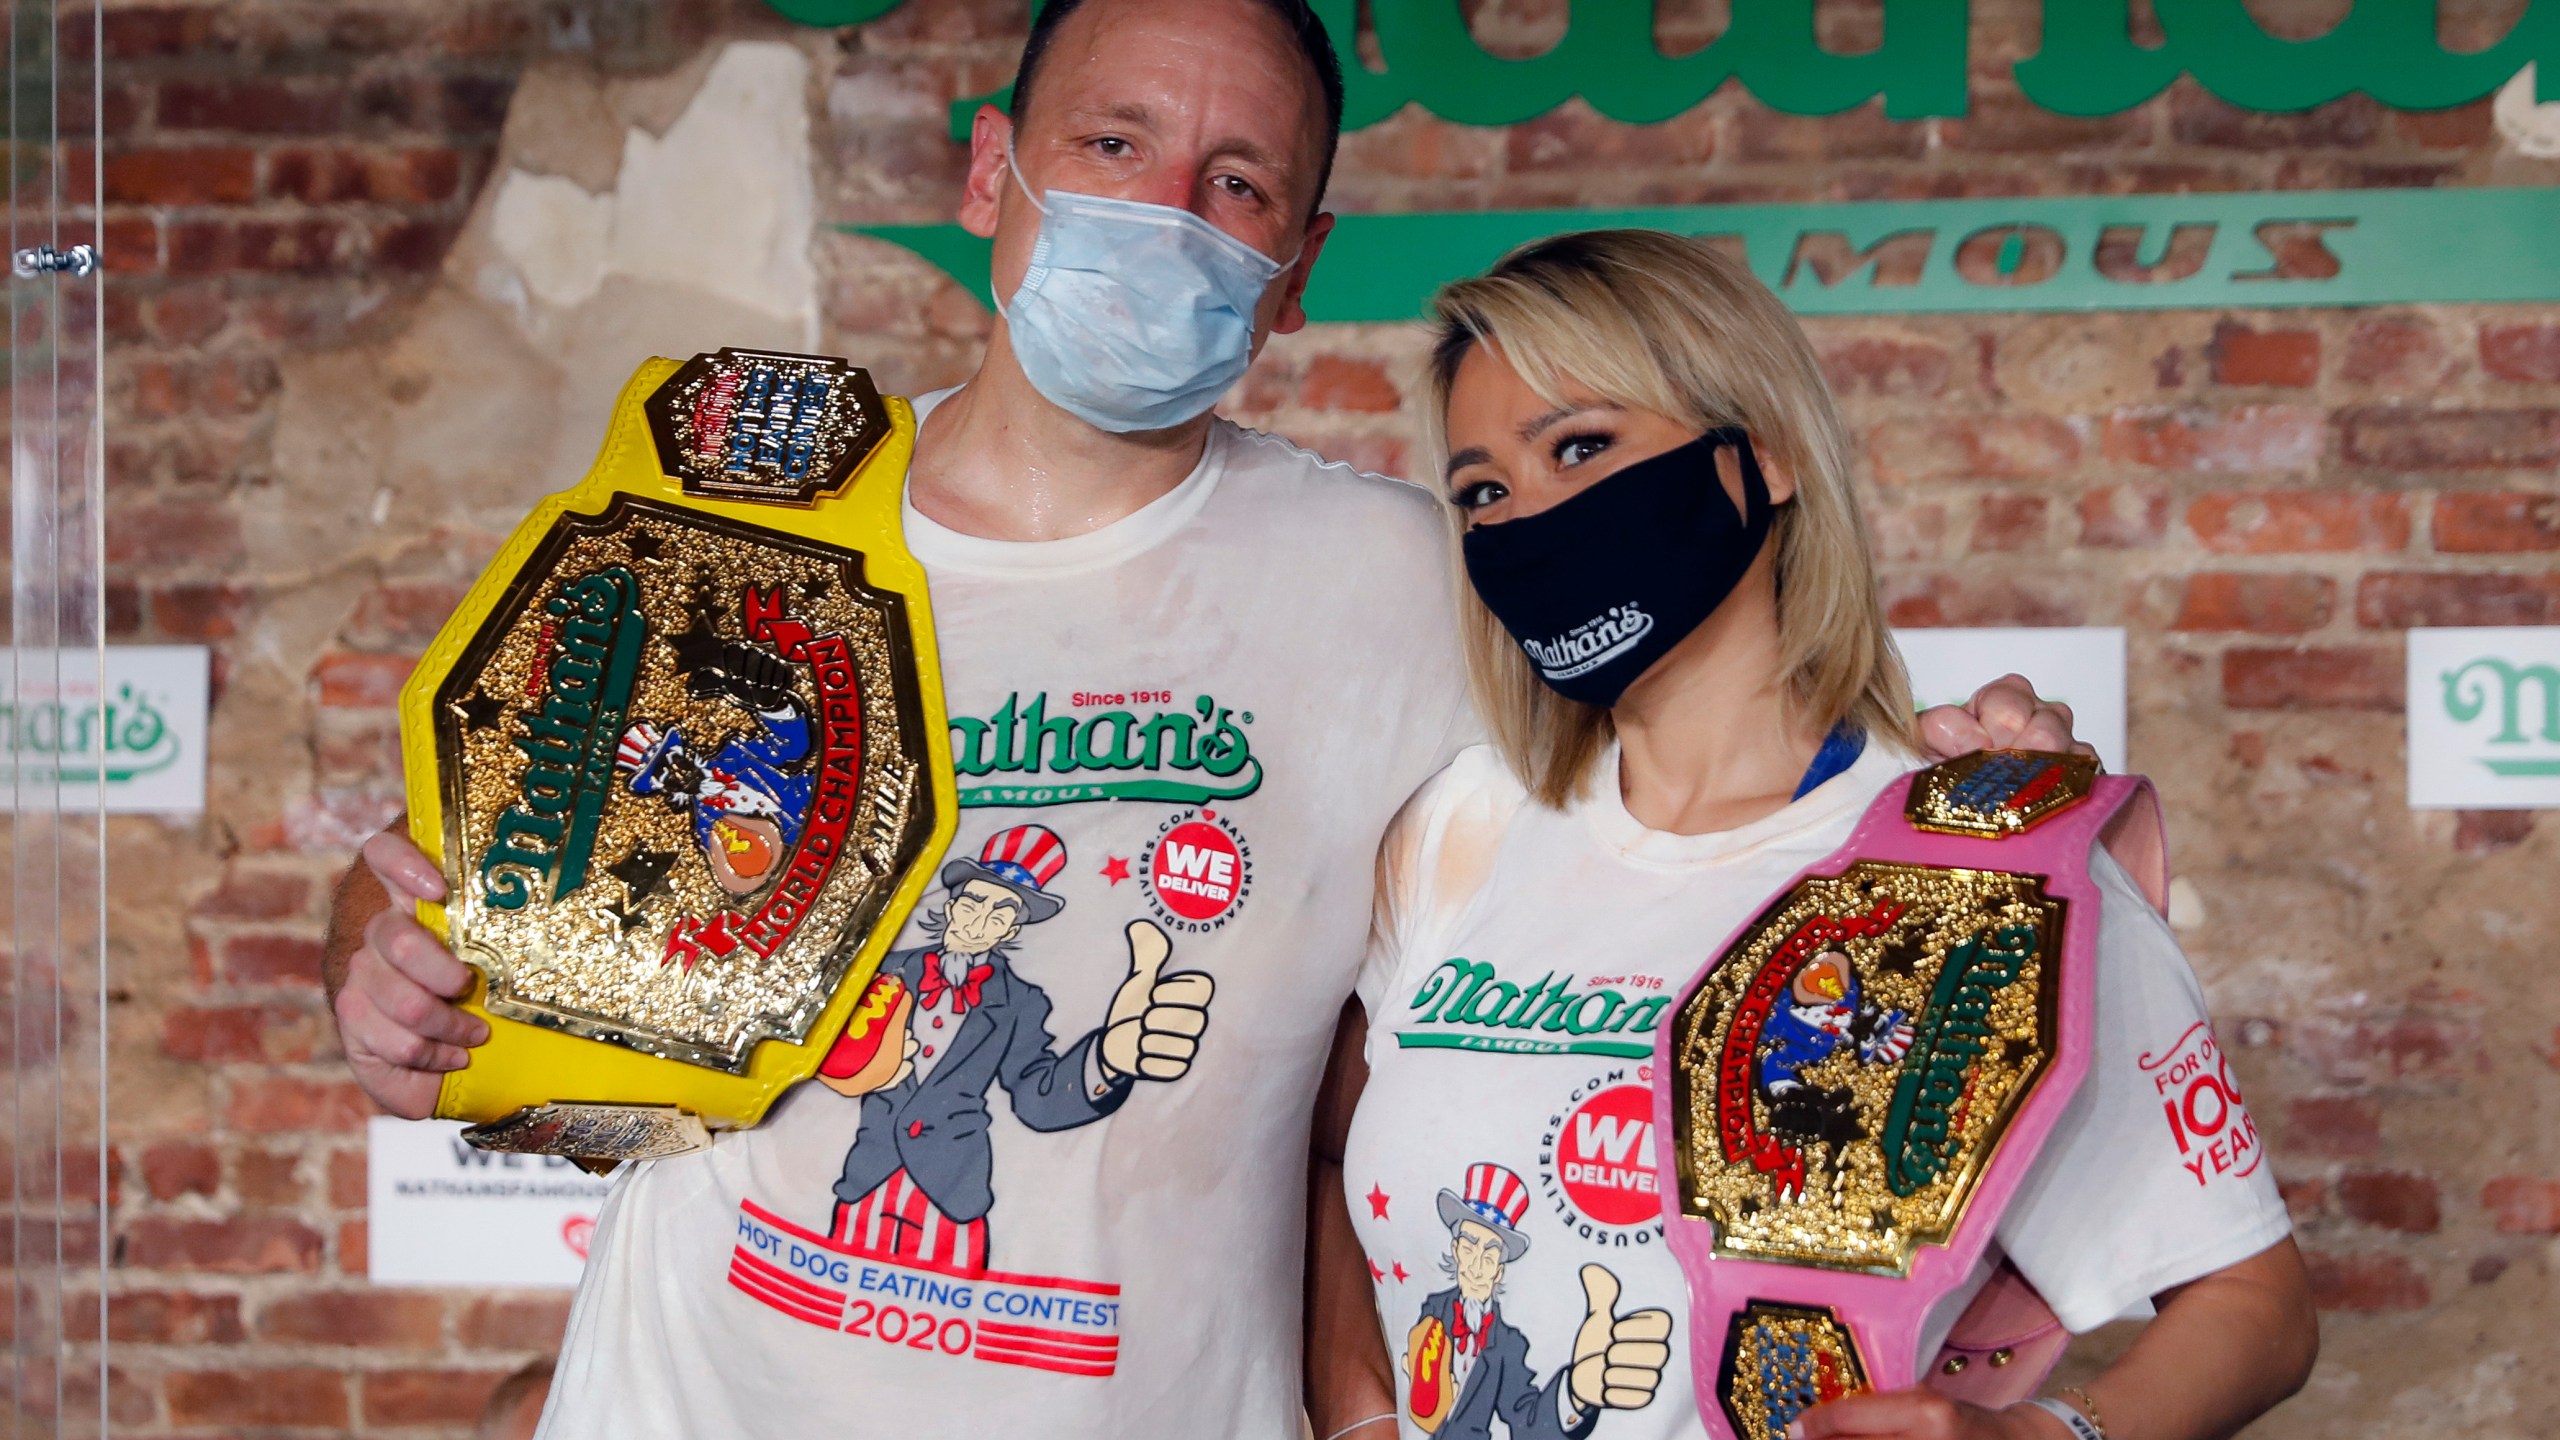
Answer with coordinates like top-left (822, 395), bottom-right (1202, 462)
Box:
top-left (431, 494), bottom-right (935, 1071)
top-left (1670, 862), bottom-right (2065, 1275)
top-left (1904, 749), bottom-right (2099, 838)
top-left (1716, 1301), bottom-right (1869, 1440)
top-left (643, 348), bottom-right (890, 507)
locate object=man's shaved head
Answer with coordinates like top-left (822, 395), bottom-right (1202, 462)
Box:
top-left (1009, 0), bottom-right (1346, 213)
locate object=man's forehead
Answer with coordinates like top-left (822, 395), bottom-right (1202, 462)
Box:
top-left (1024, 0), bottom-right (1327, 160)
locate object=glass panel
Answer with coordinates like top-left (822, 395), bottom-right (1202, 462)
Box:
top-left (5, 0), bottom-right (105, 1429)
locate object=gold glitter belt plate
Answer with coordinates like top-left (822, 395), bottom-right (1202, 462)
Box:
top-left (397, 349), bottom-right (958, 1162)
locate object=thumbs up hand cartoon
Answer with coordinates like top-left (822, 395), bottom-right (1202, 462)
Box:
top-left (1568, 1265), bottom-right (1674, 1413)
top-left (1100, 920), bottom-right (1215, 1083)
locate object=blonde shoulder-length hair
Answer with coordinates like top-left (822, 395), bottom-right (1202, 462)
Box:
top-left (1424, 229), bottom-right (1916, 807)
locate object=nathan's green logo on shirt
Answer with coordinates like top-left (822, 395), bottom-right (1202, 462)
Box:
top-left (948, 691), bottom-right (1262, 809)
top-left (1397, 958), bottom-right (1673, 1060)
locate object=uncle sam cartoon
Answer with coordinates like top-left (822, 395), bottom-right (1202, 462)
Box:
top-left (819, 824), bottom-right (1214, 1270)
top-left (1404, 1163), bottom-right (1673, 1438)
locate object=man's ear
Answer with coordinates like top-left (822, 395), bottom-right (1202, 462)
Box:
top-left (1267, 210), bottom-right (1336, 337)
top-left (958, 104), bottom-right (1016, 241)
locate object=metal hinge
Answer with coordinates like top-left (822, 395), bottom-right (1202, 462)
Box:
top-left (13, 243), bottom-right (95, 278)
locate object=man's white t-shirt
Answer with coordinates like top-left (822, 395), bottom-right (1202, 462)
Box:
top-left (541, 393), bottom-right (1473, 1439)
top-left (1344, 741), bottom-right (2290, 1440)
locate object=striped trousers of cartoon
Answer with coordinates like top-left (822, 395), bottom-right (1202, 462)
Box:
top-left (831, 1168), bottom-right (989, 1274)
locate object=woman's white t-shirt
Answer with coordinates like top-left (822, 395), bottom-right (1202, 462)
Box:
top-left (1345, 741), bottom-right (2289, 1440)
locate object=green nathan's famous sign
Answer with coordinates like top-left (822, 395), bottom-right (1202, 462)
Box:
top-left (2409, 628), bottom-right (2560, 811)
top-left (767, 0), bottom-right (2558, 125)
top-left (858, 186), bottom-right (2560, 321)
top-left (779, 1), bottom-right (2560, 318)
top-left (1, 646), bottom-right (208, 814)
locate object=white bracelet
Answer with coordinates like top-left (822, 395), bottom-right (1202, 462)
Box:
top-left (2026, 1397), bottom-right (2104, 1440)
top-left (1320, 1414), bottom-right (1398, 1440)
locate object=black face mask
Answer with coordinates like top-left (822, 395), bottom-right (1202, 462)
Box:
top-left (1460, 426), bottom-right (1773, 708)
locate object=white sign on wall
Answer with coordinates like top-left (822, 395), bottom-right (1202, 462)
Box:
top-left (1894, 627), bottom-right (2129, 770)
top-left (0, 645), bottom-right (209, 813)
top-left (367, 1117), bottom-right (610, 1289)
top-left (2408, 627), bottom-right (2560, 810)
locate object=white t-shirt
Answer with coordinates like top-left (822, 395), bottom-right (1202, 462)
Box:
top-left (1344, 741), bottom-right (2290, 1440)
top-left (542, 393), bottom-right (1474, 1439)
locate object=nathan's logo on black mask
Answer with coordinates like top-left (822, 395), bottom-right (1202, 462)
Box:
top-left (1523, 603), bottom-right (1655, 683)
top-left (1462, 426), bottom-right (1774, 709)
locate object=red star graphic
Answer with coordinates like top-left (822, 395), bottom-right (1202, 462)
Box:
top-left (1365, 1184), bottom-right (1390, 1220)
top-left (1100, 856), bottom-right (1131, 886)
top-left (1392, 1262), bottom-right (1410, 1282)
top-left (1368, 1259), bottom-right (1386, 1282)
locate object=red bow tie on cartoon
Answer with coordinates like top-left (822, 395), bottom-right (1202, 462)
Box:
top-left (917, 955), bottom-right (993, 1015)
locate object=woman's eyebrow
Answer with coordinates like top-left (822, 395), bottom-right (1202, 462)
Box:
top-left (1517, 403), bottom-right (1616, 442)
top-left (1443, 445), bottom-right (1493, 481)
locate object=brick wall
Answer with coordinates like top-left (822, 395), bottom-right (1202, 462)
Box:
top-left (86, 3), bottom-right (753, 1431)
top-left (79, 0), bottom-right (2560, 1433)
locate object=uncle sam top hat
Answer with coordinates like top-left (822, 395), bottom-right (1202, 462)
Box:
top-left (615, 720), bottom-right (682, 794)
top-left (1437, 1162), bottom-right (1533, 1262)
top-left (940, 823), bottom-right (1069, 924)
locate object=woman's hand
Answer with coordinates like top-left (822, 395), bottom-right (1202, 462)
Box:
top-left (1800, 1239), bottom-right (2317, 1440)
top-left (1790, 1389), bottom-right (2068, 1440)
top-left (1915, 673), bottom-right (2092, 760)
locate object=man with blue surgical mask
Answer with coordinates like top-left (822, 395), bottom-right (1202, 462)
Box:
top-left (997, 139), bottom-right (1300, 433)
top-left (322, 3), bottom-right (2082, 1436)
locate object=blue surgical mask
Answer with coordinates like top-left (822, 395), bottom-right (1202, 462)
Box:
top-left (998, 145), bottom-right (1296, 434)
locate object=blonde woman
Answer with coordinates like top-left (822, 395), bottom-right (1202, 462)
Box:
top-left (1309, 232), bottom-right (2314, 1440)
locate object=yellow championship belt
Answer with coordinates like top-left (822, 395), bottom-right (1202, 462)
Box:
top-left (397, 349), bottom-right (956, 1164)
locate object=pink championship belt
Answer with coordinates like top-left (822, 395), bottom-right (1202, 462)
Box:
top-left (1649, 750), bottom-right (2157, 1440)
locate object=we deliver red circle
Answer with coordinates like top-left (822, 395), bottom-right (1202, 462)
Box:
top-left (1147, 819), bottom-right (1244, 923)
top-left (1555, 1084), bottom-right (1660, 1226)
